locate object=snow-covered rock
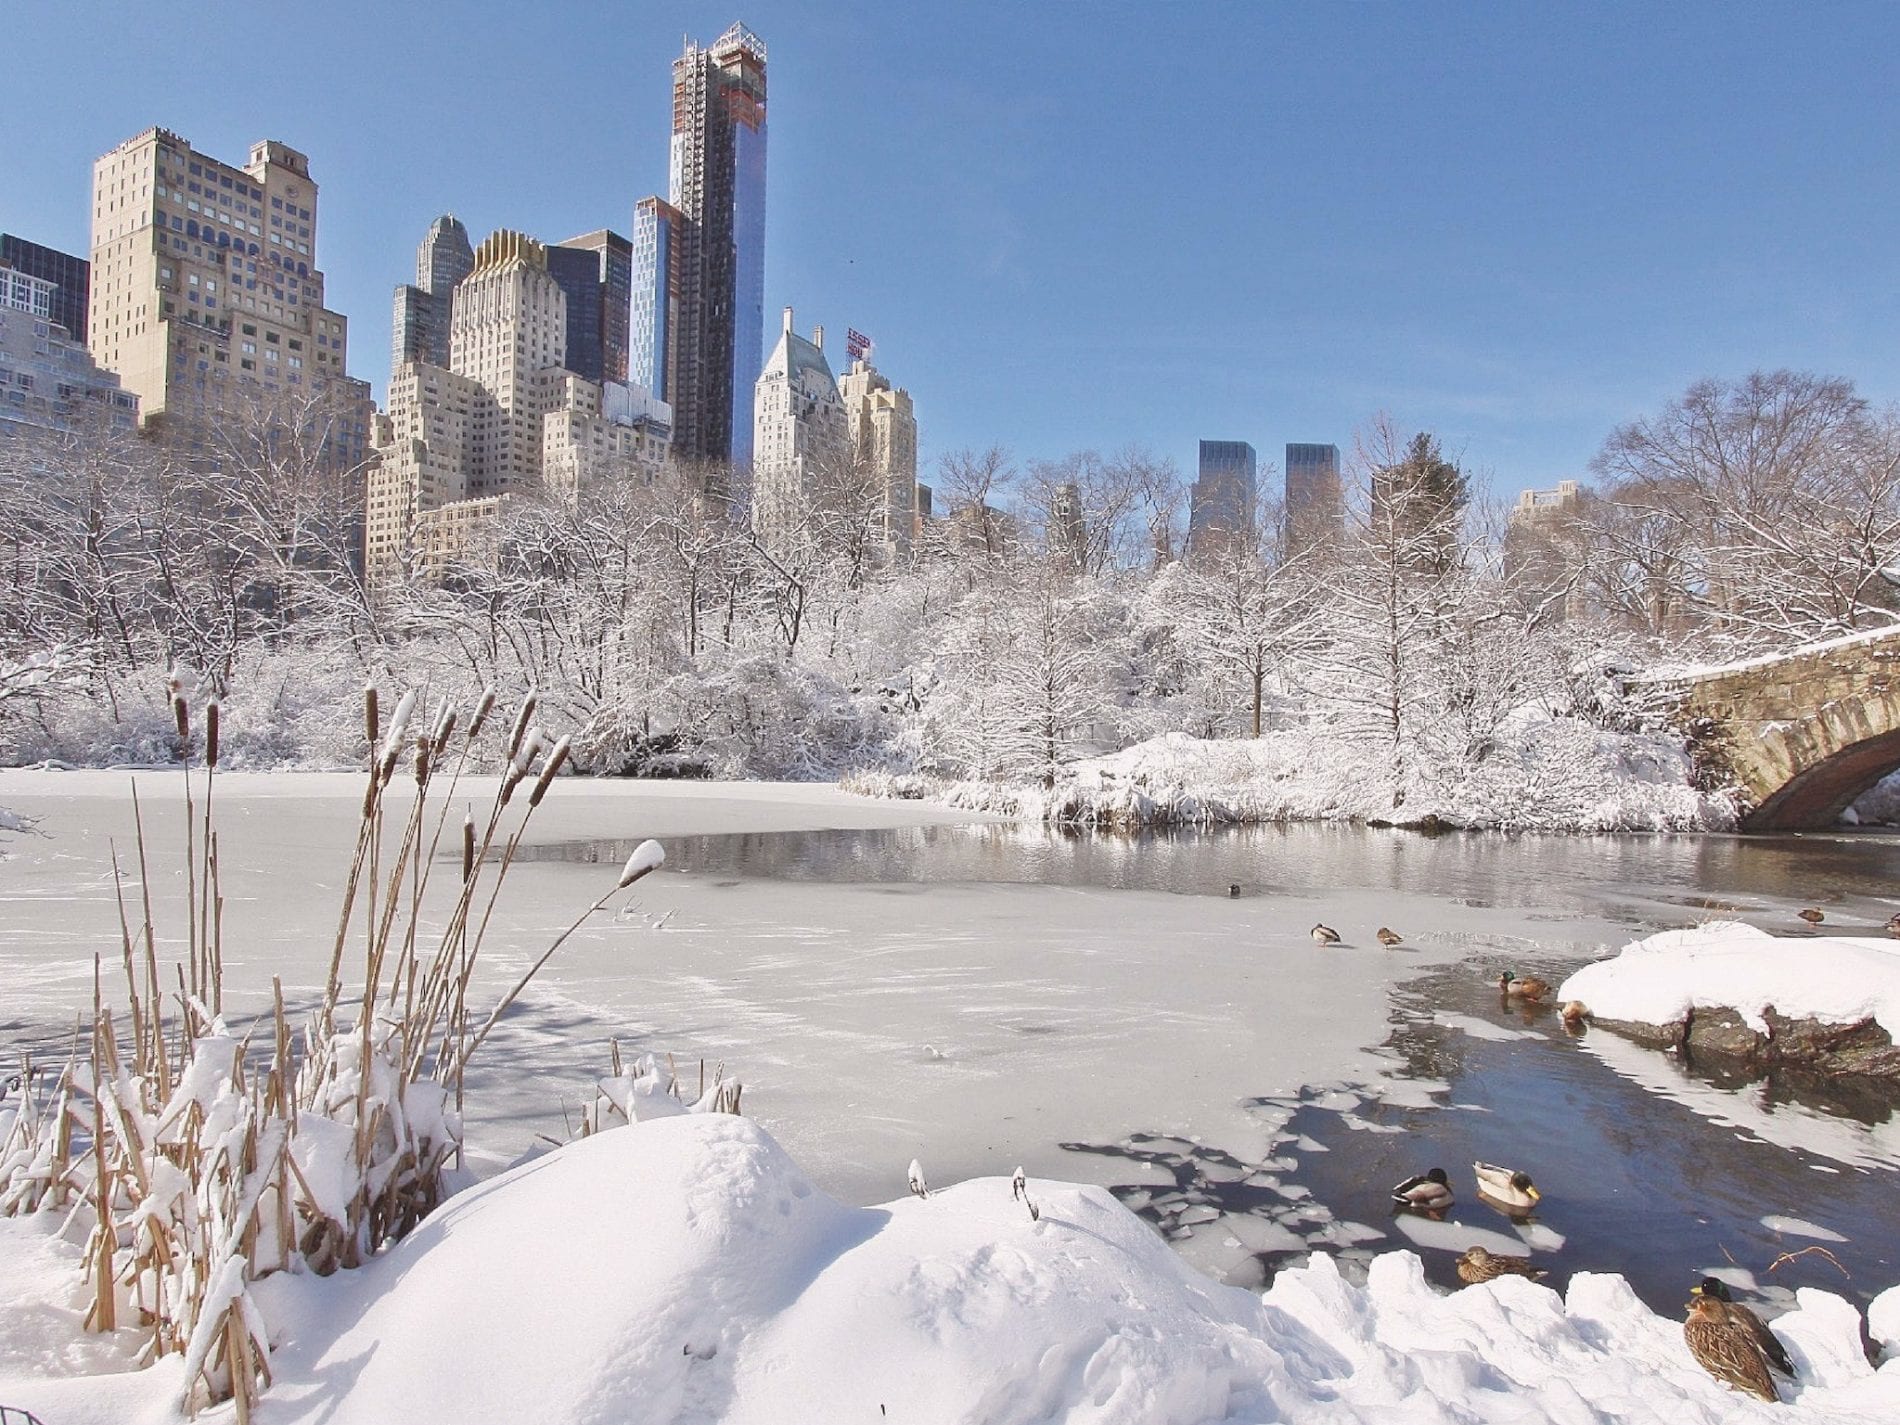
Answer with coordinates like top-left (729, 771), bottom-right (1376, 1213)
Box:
top-left (1560, 922), bottom-right (1900, 1074)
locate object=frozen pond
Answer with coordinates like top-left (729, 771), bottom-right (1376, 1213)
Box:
top-left (3, 771), bottom-right (1898, 1310)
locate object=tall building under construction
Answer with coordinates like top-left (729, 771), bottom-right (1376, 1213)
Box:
top-left (632, 22), bottom-right (767, 492)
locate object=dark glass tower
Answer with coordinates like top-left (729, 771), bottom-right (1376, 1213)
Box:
top-left (1, 233), bottom-right (90, 345)
top-left (1284, 442), bottom-right (1343, 553)
top-left (550, 230), bottom-right (633, 385)
top-left (632, 22), bottom-right (767, 486)
top-left (1188, 439), bottom-right (1258, 555)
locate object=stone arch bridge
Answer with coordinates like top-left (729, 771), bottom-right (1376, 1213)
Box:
top-left (1647, 627), bottom-right (1900, 830)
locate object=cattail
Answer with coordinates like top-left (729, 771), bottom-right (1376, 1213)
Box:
top-left (618, 839), bottom-right (665, 888)
top-left (431, 703), bottom-right (459, 757)
top-left (504, 691), bottom-right (538, 763)
top-left (205, 699), bottom-right (221, 770)
top-left (364, 685), bottom-right (380, 747)
top-left (512, 726), bottom-right (544, 778)
top-left (461, 813), bottom-right (475, 884)
top-left (413, 732), bottom-right (432, 788)
top-left (528, 736), bottom-right (570, 807)
top-left (382, 689), bottom-right (417, 762)
top-left (378, 743), bottom-right (401, 788)
top-left (468, 685), bottom-right (497, 741)
top-left (170, 673), bottom-right (190, 743)
top-left (500, 766), bottom-right (524, 806)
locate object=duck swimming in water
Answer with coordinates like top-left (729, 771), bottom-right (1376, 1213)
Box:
top-left (1391, 1167), bottom-right (1454, 1211)
top-left (1473, 1161), bottom-right (1541, 1211)
top-left (1497, 970), bottom-right (1551, 1001)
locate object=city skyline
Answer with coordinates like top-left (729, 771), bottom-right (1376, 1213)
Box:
top-left (7, 2), bottom-right (1900, 494)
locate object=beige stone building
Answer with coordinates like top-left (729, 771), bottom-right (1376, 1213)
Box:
top-left (836, 356), bottom-right (918, 561)
top-left (751, 308), bottom-right (846, 554)
top-left (87, 128), bottom-right (370, 468)
top-left (368, 229), bottom-right (671, 583)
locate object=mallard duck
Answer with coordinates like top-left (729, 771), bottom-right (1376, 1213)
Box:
top-left (1311, 923), bottom-right (1341, 946)
top-left (1376, 927), bottom-right (1404, 947)
top-left (1391, 1167), bottom-right (1453, 1211)
top-left (1684, 1295), bottom-right (1778, 1402)
top-left (1691, 1278), bottom-right (1793, 1377)
top-left (1473, 1161), bottom-right (1541, 1210)
top-left (1798, 906), bottom-right (1825, 926)
top-left (1559, 1000), bottom-right (1589, 1026)
top-left (1497, 970), bottom-right (1551, 1001)
top-left (1456, 1245), bottom-right (1547, 1285)
top-left (1886, 912), bottom-right (1900, 938)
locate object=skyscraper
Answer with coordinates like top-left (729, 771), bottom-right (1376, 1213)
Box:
top-left (632, 22), bottom-right (767, 486)
top-left (751, 307), bottom-right (844, 553)
top-left (0, 262), bottom-right (137, 435)
top-left (1, 234), bottom-right (91, 345)
top-left (554, 229), bottom-right (632, 385)
top-left (1188, 440), bottom-right (1258, 557)
top-left (837, 353), bottom-right (919, 562)
top-left (392, 215), bottom-right (473, 371)
top-left (1284, 442), bottom-right (1343, 554)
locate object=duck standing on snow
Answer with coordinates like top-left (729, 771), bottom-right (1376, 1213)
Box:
top-left (1798, 906), bottom-right (1825, 927)
top-left (1691, 1278), bottom-right (1794, 1378)
top-left (1376, 927), bottom-right (1404, 947)
top-left (1311, 923), bottom-right (1342, 946)
top-left (1497, 970), bottom-right (1551, 1001)
top-left (1391, 1167), bottom-right (1454, 1211)
top-left (1684, 1295), bottom-right (1779, 1402)
top-left (1887, 912), bottom-right (1900, 938)
top-left (1455, 1245), bottom-right (1547, 1284)
top-left (1473, 1161), bottom-right (1541, 1211)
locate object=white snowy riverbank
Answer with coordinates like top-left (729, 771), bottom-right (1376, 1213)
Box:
top-left (855, 719), bottom-right (1736, 832)
top-left (2, 1111), bottom-right (1897, 1424)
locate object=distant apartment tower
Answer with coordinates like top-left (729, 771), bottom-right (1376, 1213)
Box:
top-left (391, 215), bottom-right (473, 370)
top-left (1505, 479), bottom-right (1585, 621)
top-left (547, 230), bottom-right (632, 385)
top-left (1510, 479), bottom-right (1581, 525)
top-left (0, 263), bottom-right (137, 434)
top-left (86, 128), bottom-right (370, 467)
top-left (1187, 440), bottom-right (1257, 557)
top-left (1, 235), bottom-right (90, 345)
top-left (367, 228), bottom-right (670, 581)
top-left (751, 308), bottom-right (844, 553)
top-left (837, 354), bottom-right (918, 561)
top-left (1050, 481), bottom-right (1086, 570)
top-left (632, 23), bottom-right (767, 482)
top-left (1284, 442), bottom-right (1343, 554)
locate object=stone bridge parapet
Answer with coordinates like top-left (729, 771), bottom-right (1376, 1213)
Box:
top-left (1644, 627), bottom-right (1900, 829)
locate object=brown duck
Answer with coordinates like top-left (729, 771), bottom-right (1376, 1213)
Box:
top-left (1684, 1295), bottom-right (1778, 1402)
top-left (1497, 970), bottom-right (1551, 1001)
top-left (1455, 1245), bottom-right (1547, 1285)
top-left (1691, 1278), bottom-right (1793, 1378)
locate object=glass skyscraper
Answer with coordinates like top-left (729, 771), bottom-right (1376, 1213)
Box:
top-left (1188, 439), bottom-right (1258, 555)
top-left (632, 22), bottom-right (767, 485)
top-left (1, 234), bottom-right (90, 347)
top-left (1284, 442), bottom-right (1343, 553)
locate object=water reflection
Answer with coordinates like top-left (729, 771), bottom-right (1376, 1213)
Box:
top-left (515, 821), bottom-right (1900, 922)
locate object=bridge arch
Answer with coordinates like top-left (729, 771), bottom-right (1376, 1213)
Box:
top-left (1659, 628), bottom-right (1900, 831)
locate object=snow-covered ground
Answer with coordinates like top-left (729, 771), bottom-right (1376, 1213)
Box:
top-left (1559, 921), bottom-right (1900, 1039)
top-left (2, 1111), bottom-right (1896, 1424)
top-left (857, 721), bottom-right (1735, 832)
top-left (4, 771), bottom-right (1900, 1421)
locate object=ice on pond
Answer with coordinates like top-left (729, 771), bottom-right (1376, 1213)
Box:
top-left (1760, 1213), bottom-right (1849, 1243)
top-left (1433, 1010), bottom-right (1542, 1042)
top-left (1388, 1213), bottom-right (1547, 1258)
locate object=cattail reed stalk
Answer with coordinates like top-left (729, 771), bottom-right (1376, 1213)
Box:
top-left (205, 699), bottom-right (221, 771)
top-left (363, 685), bottom-right (380, 751)
top-left (468, 685), bottom-right (497, 740)
top-left (528, 736), bottom-right (570, 806)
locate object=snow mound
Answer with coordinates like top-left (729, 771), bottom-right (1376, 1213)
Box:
top-left (1559, 921), bottom-right (1900, 1038)
top-left (124, 1115), bottom-right (1898, 1423)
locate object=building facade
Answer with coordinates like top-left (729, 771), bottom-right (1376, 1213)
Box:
top-left (368, 229), bottom-right (670, 582)
top-left (87, 128), bottom-right (368, 470)
top-left (632, 23), bottom-right (766, 482)
top-left (1, 234), bottom-right (90, 346)
top-left (1187, 439), bottom-right (1258, 557)
top-left (836, 355), bottom-right (918, 561)
top-left (751, 308), bottom-right (844, 552)
top-left (0, 263), bottom-right (137, 435)
top-left (391, 214), bottom-right (473, 371)
top-left (1284, 441), bottom-right (1343, 554)
top-left (550, 230), bottom-right (632, 386)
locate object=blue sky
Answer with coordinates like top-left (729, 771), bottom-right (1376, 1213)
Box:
top-left (6, 1), bottom-right (1900, 498)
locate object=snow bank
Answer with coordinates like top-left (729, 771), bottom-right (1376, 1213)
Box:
top-left (859, 720), bottom-right (1734, 833)
top-left (8, 1113), bottom-right (1899, 1423)
top-left (1560, 922), bottom-right (1900, 1039)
